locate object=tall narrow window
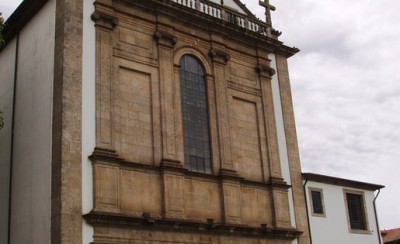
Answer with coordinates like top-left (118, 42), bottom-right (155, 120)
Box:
top-left (180, 55), bottom-right (212, 173)
top-left (346, 193), bottom-right (367, 230)
top-left (309, 188), bottom-right (325, 217)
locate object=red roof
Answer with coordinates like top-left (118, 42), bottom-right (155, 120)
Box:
top-left (382, 228), bottom-right (400, 243)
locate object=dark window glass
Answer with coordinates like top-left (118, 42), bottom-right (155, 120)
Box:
top-left (180, 55), bottom-right (211, 174)
top-left (311, 191), bottom-right (324, 214)
top-left (346, 193), bottom-right (367, 230)
top-left (227, 12), bottom-right (237, 24)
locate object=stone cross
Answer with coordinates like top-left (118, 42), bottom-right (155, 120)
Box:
top-left (259, 0), bottom-right (276, 25)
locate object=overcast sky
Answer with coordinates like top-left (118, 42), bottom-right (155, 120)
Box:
top-left (249, 0), bottom-right (400, 230)
top-left (1, 0), bottom-right (399, 230)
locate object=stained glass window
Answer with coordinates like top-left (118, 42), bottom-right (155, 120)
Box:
top-left (179, 55), bottom-right (212, 173)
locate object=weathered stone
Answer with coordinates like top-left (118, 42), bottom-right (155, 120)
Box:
top-left (87, 0), bottom-right (307, 243)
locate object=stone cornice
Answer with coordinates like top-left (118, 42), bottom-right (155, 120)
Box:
top-left (89, 148), bottom-right (292, 190)
top-left (269, 177), bottom-right (291, 190)
top-left (160, 158), bottom-right (187, 173)
top-left (115, 0), bottom-right (299, 57)
top-left (89, 147), bottom-right (123, 162)
top-left (83, 211), bottom-right (303, 240)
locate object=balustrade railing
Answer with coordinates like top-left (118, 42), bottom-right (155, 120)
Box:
top-left (171, 0), bottom-right (269, 36)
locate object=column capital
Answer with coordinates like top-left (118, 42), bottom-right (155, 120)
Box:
top-left (209, 49), bottom-right (230, 65)
top-left (256, 64), bottom-right (275, 78)
top-left (91, 11), bottom-right (119, 30)
top-left (153, 31), bottom-right (177, 48)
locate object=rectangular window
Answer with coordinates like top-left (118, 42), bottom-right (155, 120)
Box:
top-left (308, 188), bottom-right (325, 217)
top-left (346, 193), bottom-right (366, 229)
top-left (344, 189), bottom-right (370, 233)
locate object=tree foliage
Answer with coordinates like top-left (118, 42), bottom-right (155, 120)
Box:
top-left (0, 14), bottom-right (4, 129)
top-left (0, 12), bottom-right (4, 47)
top-left (0, 111), bottom-right (4, 129)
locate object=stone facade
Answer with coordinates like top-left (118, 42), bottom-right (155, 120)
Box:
top-left (1, 0), bottom-right (310, 243)
top-left (84, 0), bottom-right (309, 243)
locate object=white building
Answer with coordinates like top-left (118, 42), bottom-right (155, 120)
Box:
top-left (303, 173), bottom-right (384, 244)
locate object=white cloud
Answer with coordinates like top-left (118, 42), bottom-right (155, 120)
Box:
top-left (243, 0), bottom-right (400, 229)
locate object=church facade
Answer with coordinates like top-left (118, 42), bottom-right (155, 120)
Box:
top-left (0, 0), bottom-right (310, 243)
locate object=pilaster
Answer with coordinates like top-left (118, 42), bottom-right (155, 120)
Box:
top-left (91, 8), bottom-right (119, 149)
top-left (160, 160), bottom-right (187, 219)
top-left (256, 58), bottom-right (292, 229)
top-left (275, 54), bottom-right (311, 243)
top-left (209, 48), bottom-right (233, 172)
top-left (153, 29), bottom-right (188, 219)
top-left (220, 170), bottom-right (243, 225)
top-left (154, 30), bottom-right (180, 164)
top-left (51, 0), bottom-right (83, 243)
top-left (256, 64), bottom-right (283, 181)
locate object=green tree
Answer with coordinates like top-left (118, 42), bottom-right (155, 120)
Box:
top-left (0, 13), bottom-right (4, 129)
top-left (0, 12), bottom-right (5, 46)
top-left (0, 111), bottom-right (3, 129)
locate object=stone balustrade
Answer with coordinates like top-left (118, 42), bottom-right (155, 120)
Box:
top-left (171, 0), bottom-right (269, 36)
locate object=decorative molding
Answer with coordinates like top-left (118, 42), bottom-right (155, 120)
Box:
top-left (256, 64), bottom-right (276, 77)
top-left (89, 148), bottom-right (291, 190)
top-left (83, 211), bottom-right (303, 240)
top-left (219, 168), bottom-right (242, 181)
top-left (209, 49), bottom-right (230, 65)
top-left (269, 177), bottom-right (291, 189)
top-left (160, 158), bottom-right (187, 173)
top-left (91, 11), bottom-right (119, 30)
top-left (227, 81), bottom-right (262, 97)
top-left (153, 31), bottom-right (177, 48)
top-left (89, 147), bottom-right (123, 162)
top-left (271, 28), bottom-right (282, 37)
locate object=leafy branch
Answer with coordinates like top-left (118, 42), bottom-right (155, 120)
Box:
top-left (0, 111), bottom-right (4, 129)
top-left (0, 14), bottom-right (4, 129)
top-left (0, 12), bottom-right (5, 47)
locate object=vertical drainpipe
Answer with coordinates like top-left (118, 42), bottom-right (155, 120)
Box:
top-left (7, 32), bottom-right (19, 244)
top-left (373, 189), bottom-right (382, 244)
top-left (303, 178), bottom-right (313, 244)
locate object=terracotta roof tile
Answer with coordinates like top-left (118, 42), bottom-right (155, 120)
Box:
top-left (382, 228), bottom-right (400, 243)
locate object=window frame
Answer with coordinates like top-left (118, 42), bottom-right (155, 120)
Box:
top-left (308, 187), bottom-right (326, 217)
top-left (343, 189), bottom-right (371, 234)
top-left (179, 54), bottom-right (213, 174)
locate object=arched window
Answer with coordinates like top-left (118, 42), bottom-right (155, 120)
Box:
top-left (179, 55), bottom-right (212, 173)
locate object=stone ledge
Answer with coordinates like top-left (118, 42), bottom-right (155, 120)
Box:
top-left (89, 148), bottom-right (292, 190)
top-left (83, 211), bottom-right (303, 240)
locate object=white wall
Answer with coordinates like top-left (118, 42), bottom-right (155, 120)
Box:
top-left (269, 54), bottom-right (298, 244)
top-left (305, 181), bottom-right (380, 244)
top-left (82, 0), bottom-right (96, 242)
top-left (3, 1), bottom-right (56, 243)
top-left (0, 37), bottom-right (17, 244)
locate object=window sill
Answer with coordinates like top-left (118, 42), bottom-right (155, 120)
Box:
top-left (311, 213), bottom-right (326, 218)
top-left (349, 229), bottom-right (373, 235)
